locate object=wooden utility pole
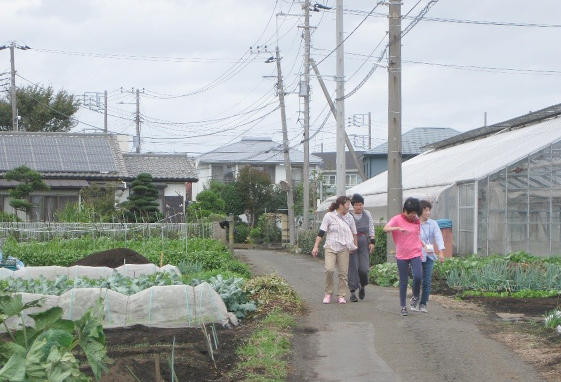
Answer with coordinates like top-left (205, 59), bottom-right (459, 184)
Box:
top-left (387, 0), bottom-right (402, 260)
top-left (9, 43), bottom-right (17, 131)
top-left (135, 88), bottom-right (141, 153)
top-left (275, 46), bottom-right (296, 245)
top-left (302, 0), bottom-right (311, 230)
top-left (104, 90), bottom-right (108, 133)
top-left (335, 0), bottom-right (345, 196)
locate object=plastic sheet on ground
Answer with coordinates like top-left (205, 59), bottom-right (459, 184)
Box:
top-left (0, 264), bottom-right (181, 280)
top-left (3, 283), bottom-right (229, 330)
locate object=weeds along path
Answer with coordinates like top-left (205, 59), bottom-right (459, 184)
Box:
top-left (237, 249), bottom-right (543, 382)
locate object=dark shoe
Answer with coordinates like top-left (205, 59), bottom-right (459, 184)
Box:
top-left (359, 287), bottom-right (365, 300)
top-left (350, 293), bottom-right (358, 302)
top-left (400, 307), bottom-right (408, 316)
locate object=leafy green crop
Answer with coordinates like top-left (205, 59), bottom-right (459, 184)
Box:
top-left (192, 275), bottom-right (256, 319)
top-left (369, 263), bottom-right (399, 287)
top-left (0, 295), bottom-right (108, 381)
top-left (544, 309), bottom-right (561, 329)
top-left (461, 289), bottom-right (561, 298)
top-left (3, 271), bottom-right (183, 296)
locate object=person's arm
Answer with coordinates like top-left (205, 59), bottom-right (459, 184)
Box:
top-left (365, 210), bottom-right (375, 252)
top-left (383, 216), bottom-right (406, 233)
top-left (433, 221), bottom-right (446, 262)
top-left (312, 214), bottom-right (330, 257)
top-left (349, 217), bottom-right (358, 248)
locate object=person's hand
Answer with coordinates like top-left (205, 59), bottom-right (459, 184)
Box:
top-left (312, 246), bottom-right (319, 257)
top-left (368, 243), bottom-right (375, 253)
top-left (398, 227), bottom-right (409, 233)
top-left (438, 252), bottom-right (445, 263)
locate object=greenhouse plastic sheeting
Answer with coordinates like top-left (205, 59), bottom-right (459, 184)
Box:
top-left (4, 283), bottom-right (229, 330)
top-left (0, 264), bottom-right (181, 280)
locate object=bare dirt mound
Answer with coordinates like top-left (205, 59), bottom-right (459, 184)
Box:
top-left (74, 248), bottom-right (151, 268)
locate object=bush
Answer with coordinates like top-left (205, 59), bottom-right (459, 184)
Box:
top-left (297, 229), bottom-right (323, 257)
top-left (249, 214), bottom-right (282, 244)
top-left (0, 211), bottom-right (21, 222)
top-left (234, 222), bottom-right (250, 243)
top-left (249, 227), bottom-right (262, 244)
top-left (370, 225), bottom-right (387, 266)
top-left (369, 263), bottom-right (399, 287)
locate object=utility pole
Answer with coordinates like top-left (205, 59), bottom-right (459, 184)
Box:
top-left (335, 0), bottom-right (345, 196)
top-left (275, 46), bottom-right (296, 245)
top-left (310, 59), bottom-right (367, 181)
top-left (9, 43), bottom-right (17, 131)
top-left (302, 0), bottom-right (311, 230)
top-left (135, 88), bottom-right (141, 153)
top-left (104, 90), bottom-right (108, 133)
top-left (368, 111), bottom-right (372, 149)
top-left (387, 0), bottom-right (402, 260)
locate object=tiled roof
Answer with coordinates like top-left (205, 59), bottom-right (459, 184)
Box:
top-left (312, 151), bottom-right (365, 171)
top-left (198, 137), bottom-right (323, 165)
top-left (123, 153), bottom-right (198, 181)
top-left (0, 132), bottom-right (128, 179)
top-left (364, 127), bottom-right (460, 156)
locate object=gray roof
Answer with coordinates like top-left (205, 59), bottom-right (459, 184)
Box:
top-left (364, 127), bottom-right (460, 156)
top-left (198, 137), bottom-right (323, 165)
top-left (425, 103), bottom-right (561, 151)
top-left (0, 132), bottom-right (127, 179)
top-left (123, 153), bottom-right (198, 182)
top-left (312, 151), bottom-right (364, 171)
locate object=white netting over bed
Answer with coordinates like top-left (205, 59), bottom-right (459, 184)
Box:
top-left (5, 282), bottom-right (229, 329)
top-left (0, 264), bottom-right (180, 280)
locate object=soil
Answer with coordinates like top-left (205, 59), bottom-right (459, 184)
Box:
top-left (74, 248), bottom-right (151, 268)
top-left (461, 296), bottom-right (561, 316)
top-left (92, 323), bottom-right (254, 382)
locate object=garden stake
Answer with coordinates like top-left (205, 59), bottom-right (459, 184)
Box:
top-left (160, 251), bottom-right (164, 267)
top-left (154, 353), bottom-right (162, 382)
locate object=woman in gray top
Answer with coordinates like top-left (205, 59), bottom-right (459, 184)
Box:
top-left (348, 194), bottom-right (375, 302)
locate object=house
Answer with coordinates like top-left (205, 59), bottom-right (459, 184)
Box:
top-left (121, 153), bottom-right (198, 222)
top-left (362, 127), bottom-right (460, 179)
top-left (194, 137), bottom-right (323, 197)
top-left (319, 103), bottom-right (561, 256)
top-left (0, 132), bottom-right (198, 222)
top-left (312, 151), bottom-right (365, 200)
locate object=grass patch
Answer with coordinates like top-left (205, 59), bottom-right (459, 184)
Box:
top-left (234, 310), bottom-right (296, 382)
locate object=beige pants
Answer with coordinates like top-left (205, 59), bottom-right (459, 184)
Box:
top-left (324, 247), bottom-right (350, 298)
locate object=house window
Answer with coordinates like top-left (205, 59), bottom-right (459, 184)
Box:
top-left (211, 164), bottom-right (236, 183)
top-left (291, 167), bottom-right (303, 184)
top-left (346, 174), bottom-right (362, 187)
top-left (322, 174), bottom-right (336, 186)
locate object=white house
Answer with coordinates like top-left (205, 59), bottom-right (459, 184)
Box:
top-left (194, 137), bottom-right (323, 197)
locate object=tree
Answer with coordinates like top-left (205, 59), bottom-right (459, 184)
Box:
top-left (220, 182), bottom-right (245, 217)
top-left (123, 173), bottom-right (161, 222)
top-left (237, 166), bottom-right (273, 226)
top-left (5, 165), bottom-right (49, 214)
top-left (0, 85), bottom-right (80, 132)
top-left (186, 189), bottom-right (225, 220)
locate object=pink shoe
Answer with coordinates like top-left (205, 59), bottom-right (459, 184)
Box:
top-left (338, 297), bottom-right (346, 304)
top-left (322, 294), bottom-right (331, 304)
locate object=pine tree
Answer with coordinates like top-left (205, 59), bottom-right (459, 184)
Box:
top-left (5, 166), bottom-right (49, 214)
top-left (124, 173), bottom-right (161, 222)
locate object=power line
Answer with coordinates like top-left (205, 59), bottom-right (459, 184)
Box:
top-left (403, 59), bottom-right (561, 75)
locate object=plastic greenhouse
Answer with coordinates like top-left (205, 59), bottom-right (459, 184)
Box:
top-left (318, 104), bottom-right (561, 256)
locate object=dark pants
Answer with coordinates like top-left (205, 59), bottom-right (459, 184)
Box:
top-left (348, 235), bottom-right (369, 291)
top-left (397, 257), bottom-right (422, 308)
top-left (421, 258), bottom-right (435, 305)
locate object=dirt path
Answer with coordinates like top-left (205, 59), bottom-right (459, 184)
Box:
top-left (237, 249), bottom-right (544, 382)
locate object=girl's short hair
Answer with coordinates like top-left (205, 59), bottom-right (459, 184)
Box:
top-left (420, 200), bottom-right (432, 211)
top-left (351, 193), bottom-right (364, 205)
top-left (403, 197), bottom-right (421, 215)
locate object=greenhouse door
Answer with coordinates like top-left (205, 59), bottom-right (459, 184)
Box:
top-left (458, 182), bottom-right (476, 255)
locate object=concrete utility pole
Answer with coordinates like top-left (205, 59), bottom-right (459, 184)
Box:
top-left (310, 59), bottom-right (367, 181)
top-left (104, 90), bottom-right (108, 133)
top-left (135, 88), bottom-right (141, 153)
top-left (368, 111), bottom-right (372, 149)
top-left (9, 43), bottom-right (17, 131)
top-left (387, 0), bottom-right (402, 259)
top-left (275, 46), bottom-right (296, 245)
top-left (302, 0), bottom-right (311, 230)
top-left (335, 0), bottom-right (346, 196)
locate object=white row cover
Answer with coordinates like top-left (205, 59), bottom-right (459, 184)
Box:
top-left (319, 117), bottom-right (561, 212)
top-left (0, 263), bottom-right (180, 280)
top-left (4, 283), bottom-right (232, 329)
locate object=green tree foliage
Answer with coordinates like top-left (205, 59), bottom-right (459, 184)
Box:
top-left (123, 173), bottom-right (161, 222)
top-left (4, 166), bottom-right (49, 213)
top-left (219, 182), bottom-right (245, 217)
top-left (187, 189), bottom-right (225, 220)
top-left (237, 166), bottom-right (272, 226)
top-left (0, 85), bottom-right (80, 132)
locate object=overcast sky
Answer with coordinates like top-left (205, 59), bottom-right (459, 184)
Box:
top-left (1, 0), bottom-right (561, 155)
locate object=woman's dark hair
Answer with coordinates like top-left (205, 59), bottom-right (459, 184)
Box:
top-left (420, 200), bottom-right (432, 211)
top-left (351, 193), bottom-right (364, 205)
top-left (403, 197), bottom-right (421, 215)
top-left (328, 196), bottom-right (350, 212)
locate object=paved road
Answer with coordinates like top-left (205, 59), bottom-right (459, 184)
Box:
top-left (237, 249), bottom-right (543, 382)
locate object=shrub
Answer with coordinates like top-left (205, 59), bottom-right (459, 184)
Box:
top-left (544, 309), bottom-right (561, 330)
top-left (369, 263), bottom-right (399, 287)
top-left (370, 225), bottom-right (387, 266)
top-left (256, 213), bottom-right (281, 244)
top-left (234, 222), bottom-right (250, 243)
top-left (297, 229), bottom-right (323, 257)
top-left (0, 211), bottom-right (21, 222)
top-left (249, 227), bottom-right (262, 244)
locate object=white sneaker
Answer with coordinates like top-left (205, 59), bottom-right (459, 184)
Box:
top-left (409, 296), bottom-right (419, 312)
top-left (419, 304), bottom-right (428, 313)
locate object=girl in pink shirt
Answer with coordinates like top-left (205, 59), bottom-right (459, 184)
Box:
top-left (383, 197), bottom-right (423, 316)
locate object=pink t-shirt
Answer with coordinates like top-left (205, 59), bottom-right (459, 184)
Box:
top-left (387, 214), bottom-right (422, 260)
